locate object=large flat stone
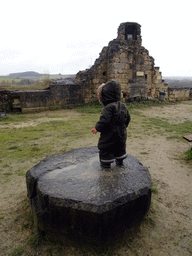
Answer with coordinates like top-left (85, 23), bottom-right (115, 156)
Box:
top-left (26, 146), bottom-right (151, 244)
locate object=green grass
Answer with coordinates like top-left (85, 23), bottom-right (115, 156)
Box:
top-left (0, 114), bottom-right (27, 123)
top-left (77, 102), bottom-right (102, 114)
top-left (151, 187), bottom-right (158, 193)
top-left (0, 78), bottom-right (21, 83)
top-left (126, 100), bottom-right (179, 110)
top-left (0, 111), bottom-right (98, 162)
top-left (10, 246), bottom-right (25, 256)
top-left (0, 102), bottom-right (191, 163)
top-left (140, 151), bottom-right (149, 155)
top-left (141, 117), bottom-right (192, 138)
top-left (184, 149), bottom-right (192, 162)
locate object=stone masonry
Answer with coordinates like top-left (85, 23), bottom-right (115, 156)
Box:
top-left (0, 90), bottom-right (13, 112)
top-left (75, 22), bottom-right (168, 102)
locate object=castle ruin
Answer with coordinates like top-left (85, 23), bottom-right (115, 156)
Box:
top-left (0, 22), bottom-right (191, 113)
top-left (75, 22), bottom-right (168, 102)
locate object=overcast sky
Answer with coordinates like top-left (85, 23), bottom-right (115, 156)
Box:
top-left (0, 0), bottom-right (191, 77)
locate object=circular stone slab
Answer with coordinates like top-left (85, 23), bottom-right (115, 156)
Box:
top-left (26, 146), bottom-right (151, 244)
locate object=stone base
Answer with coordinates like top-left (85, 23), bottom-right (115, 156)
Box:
top-left (26, 146), bottom-right (151, 245)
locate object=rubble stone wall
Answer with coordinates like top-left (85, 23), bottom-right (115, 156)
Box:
top-left (7, 79), bottom-right (84, 112)
top-left (0, 90), bottom-right (13, 112)
top-left (11, 90), bottom-right (51, 111)
top-left (168, 87), bottom-right (191, 101)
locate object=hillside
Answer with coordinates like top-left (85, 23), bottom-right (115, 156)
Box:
top-left (8, 71), bottom-right (41, 79)
top-left (163, 76), bottom-right (192, 88)
top-left (6, 71), bottom-right (75, 81)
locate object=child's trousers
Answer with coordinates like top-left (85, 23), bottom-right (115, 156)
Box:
top-left (99, 141), bottom-right (127, 167)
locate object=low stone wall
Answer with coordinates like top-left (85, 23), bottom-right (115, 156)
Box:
top-left (0, 82), bottom-right (191, 114)
top-left (0, 90), bottom-right (13, 112)
top-left (9, 78), bottom-right (85, 112)
top-left (168, 87), bottom-right (192, 101)
top-left (11, 89), bottom-right (51, 111)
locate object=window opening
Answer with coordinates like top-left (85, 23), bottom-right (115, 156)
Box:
top-left (125, 25), bottom-right (137, 40)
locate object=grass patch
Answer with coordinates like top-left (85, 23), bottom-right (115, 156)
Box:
top-left (16, 168), bottom-right (26, 176)
top-left (0, 109), bottom-right (98, 162)
top-left (0, 113), bottom-right (27, 123)
top-left (140, 152), bottom-right (149, 155)
top-left (146, 117), bottom-right (192, 138)
top-left (183, 149), bottom-right (192, 163)
top-left (77, 102), bottom-right (102, 114)
top-left (28, 231), bottom-right (43, 247)
top-left (10, 246), bottom-right (25, 256)
top-left (3, 163), bottom-right (10, 167)
top-left (4, 172), bottom-right (13, 176)
top-left (151, 181), bottom-right (158, 194)
top-left (8, 145), bottom-right (19, 150)
top-left (126, 99), bottom-right (179, 111)
top-left (151, 187), bottom-right (158, 193)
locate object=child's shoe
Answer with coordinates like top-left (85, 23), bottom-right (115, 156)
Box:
top-left (115, 159), bottom-right (124, 166)
top-left (115, 153), bottom-right (127, 166)
top-left (100, 162), bottom-right (111, 168)
top-left (100, 159), bottom-right (114, 168)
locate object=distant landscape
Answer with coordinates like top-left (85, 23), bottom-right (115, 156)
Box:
top-left (2, 71), bottom-right (75, 80)
top-left (0, 71), bottom-right (192, 90)
top-left (0, 71), bottom-right (75, 90)
top-left (163, 76), bottom-right (192, 88)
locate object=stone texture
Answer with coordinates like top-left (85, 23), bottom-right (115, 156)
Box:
top-left (26, 146), bottom-right (151, 244)
top-left (0, 90), bottom-right (13, 112)
top-left (168, 87), bottom-right (192, 101)
top-left (10, 78), bottom-right (84, 112)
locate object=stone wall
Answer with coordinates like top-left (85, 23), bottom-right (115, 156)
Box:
top-left (168, 87), bottom-right (192, 101)
top-left (0, 90), bottom-right (13, 112)
top-left (11, 89), bottom-right (51, 112)
top-left (9, 78), bottom-right (84, 112)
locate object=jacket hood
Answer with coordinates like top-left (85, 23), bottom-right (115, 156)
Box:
top-left (97, 80), bottom-right (121, 106)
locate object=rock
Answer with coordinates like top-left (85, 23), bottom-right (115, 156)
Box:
top-left (26, 146), bottom-right (151, 245)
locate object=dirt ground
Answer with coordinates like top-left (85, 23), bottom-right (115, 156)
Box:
top-left (0, 102), bottom-right (192, 256)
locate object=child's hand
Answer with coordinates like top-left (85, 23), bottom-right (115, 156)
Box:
top-left (91, 129), bottom-right (97, 134)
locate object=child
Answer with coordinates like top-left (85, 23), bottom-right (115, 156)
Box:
top-left (91, 80), bottom-right (131, 168)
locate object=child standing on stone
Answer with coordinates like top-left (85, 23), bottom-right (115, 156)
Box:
top-left (91, 80), bottom-right (131, 168)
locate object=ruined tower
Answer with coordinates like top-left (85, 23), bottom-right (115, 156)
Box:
top-left (76, 22), bottom-right (167, 102)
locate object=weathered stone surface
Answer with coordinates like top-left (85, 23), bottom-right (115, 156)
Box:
top-left (26, 146), bottom-right (151, 244)
top-left (0, 90), bottom-right (13, 112)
